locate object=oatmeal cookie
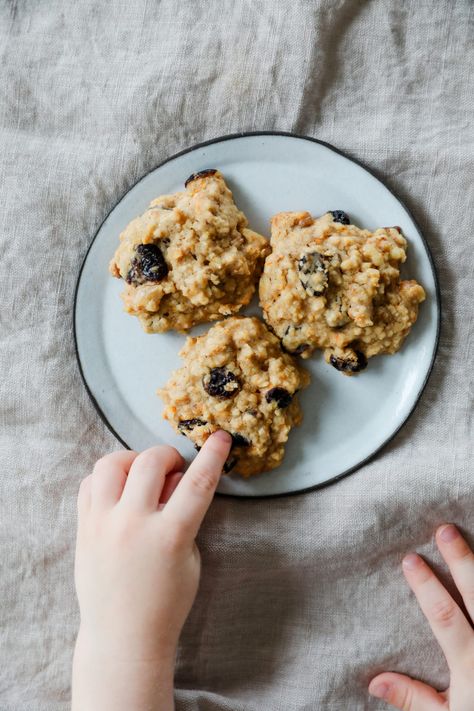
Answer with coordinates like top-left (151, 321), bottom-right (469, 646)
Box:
top-left (259, 210), bottom-right (426, 373)
top-left (109, 170), bottom-right (270, 332)
top-left (158, 316), bottom-right (310, 477)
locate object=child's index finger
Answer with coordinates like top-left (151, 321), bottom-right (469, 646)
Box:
top-left (162, 430), bottom-right (232, 542)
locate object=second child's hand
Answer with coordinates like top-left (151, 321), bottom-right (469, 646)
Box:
top-left (370, 525), bottom-right (474, 711)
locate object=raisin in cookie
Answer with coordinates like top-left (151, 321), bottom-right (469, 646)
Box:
top-left (158, 316), bottom-right (310, 477)
top-left (109, 170), bottom-right (270, 332)
top-left (259, 210), bottom-right (426, 374)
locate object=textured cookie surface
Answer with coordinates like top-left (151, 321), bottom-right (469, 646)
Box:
top-left (259, 211), bottom-right (426, 374)
top-left (109, 170), bottom-right (270, 332)
top-left (158, 316), bottom-right (310, 477)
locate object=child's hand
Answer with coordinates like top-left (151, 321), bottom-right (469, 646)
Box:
top-left (369, 524), bottom-right (474, 710)
top-left (72, 430), bottom-right (232, 711)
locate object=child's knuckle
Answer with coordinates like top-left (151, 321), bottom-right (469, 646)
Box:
top-left (136, 447), bottom-right (163, 468)
top-left (461, 585), bottom-right (474, 608)
top-left (190, 467), bottom-right (216, 494)
top-left (140, 445), bottom-right (178, 466)
top-left (93, 453), bottom-right (113, 472)
top-left (431, 598), bottom-right (458, 627)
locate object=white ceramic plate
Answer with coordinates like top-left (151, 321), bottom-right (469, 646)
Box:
top-left (74, 133), bottom-right (440, 497)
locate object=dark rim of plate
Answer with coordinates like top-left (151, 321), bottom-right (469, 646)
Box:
top-left (73, 131), bottom-right (441, 500)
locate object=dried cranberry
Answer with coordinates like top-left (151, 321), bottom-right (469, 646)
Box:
top-left (265, 387), bottom-right (293, 408)
top-left (223, 457), bottom-right (238, 473)
top-left (184, 169), bottom-right (217, 188)
top-left (202, 367), bottom-right (241, 399)
top-left (231, 433), bottom-right (250, 448)
top-left (329, 350), bottom-right (367, 373)
top-left (178, 418), bottom-right (207, 434)
top-left (331, 210), bottom-right (350, 225)
top-left (126, 243), bottom-right (168, 285)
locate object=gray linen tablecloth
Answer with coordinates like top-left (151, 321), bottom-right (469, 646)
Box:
top-left (1, 1), bottom-right (472, 709)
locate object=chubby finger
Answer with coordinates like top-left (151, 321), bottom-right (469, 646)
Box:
top-left (158, 471), bottom-right (183, 509)
top-left (121, 446), bottom-right (185, 511)
top-left (402, 553), bottom-right (473, 669)
top-left (369, 672), bottom-right (446, 710)
top-left (162, 430), bottom-right (232, 542)
top-left (436, 524), bottom-right (474, 622)
top-left (91, 450), bottom-right (138, 510)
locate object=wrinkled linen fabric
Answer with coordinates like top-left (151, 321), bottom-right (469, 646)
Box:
top-left (0, 1), bottom-right (472, 709)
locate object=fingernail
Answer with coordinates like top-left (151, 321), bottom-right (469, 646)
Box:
top-left (439, 524), bottom-right (459, 543)
top-left (369, 682), bottom-right (390, 699)
top-left (213, 430), bottom-right (232, 444)
top-left (402, 553), bottom-right (421, 570)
